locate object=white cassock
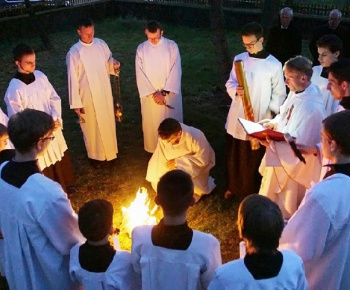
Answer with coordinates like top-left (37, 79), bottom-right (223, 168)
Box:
top-left (0, 164), bottom-right (84, 290)
top-left (69, 243), bottom-right (137, 290)
top-left (208, 250), bottom-right (307, 290)
top-left (67, 38), bottom-right (118, 161)
top-left (136, 36), bottom-right (183, 153)
top-left (146, 123), bottom-right (215, 196)
top-left (311, 65), bottom-right (339, 116)
top-left (259, 84), bottom-right (326, 219)
top-left (131, 225), bottom-right (222, 290)
top-left (225, 52), bottom-right (286, 140)
top-left (280, 173), bottom-right (350, 290)
top-left (4, 70), bottom-right (68, 170)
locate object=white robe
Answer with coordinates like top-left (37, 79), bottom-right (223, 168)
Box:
top-left (67, 38), bottom-right (118, 161)
top-left (146, 123), bottom-right (215, 196)
top-left (0, 163), bottom-right (84, 290)
top-left (131, 225), bottom-right (222, 290)
top-left (208, 250), bottom-right (307, 290)
top-left (0, 108), bottom-right (8, 125)
top-left (280, 173), bottom-right (350, 290)
top-left (4, 70), bottom-right (68, 170)
top-left (259, 84), bottom-right (326, 219)
top-left (225, 52), bottom-right (286, 140)
top-left (311, 65), bottom-right (339, 116)
top-left (136, 36), bottom-right (183, 153)
top-left (69, 243), bottom-right (137, 290)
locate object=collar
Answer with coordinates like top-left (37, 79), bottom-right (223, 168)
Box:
top-left (14, 71), bottom-right (35, 85)
top-left (248, 49), bottom-right (270, 59)
top-left (340, 97), bottom-right (350, 110)
top-left (79, 39), bottom-right (94, 47)
top-left (323, 163), bottom-right (350, 179)
top-left (320, 67), bottom-right (329, 79)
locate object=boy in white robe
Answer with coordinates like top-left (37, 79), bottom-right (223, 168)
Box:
top-left (280, 110), bottom-right (350, 290)
top-left (0, 109), bottom-right (84, 290)
top-left (4, 43), bottom-right (75, 192)
top-left (146, 118), bottom-right (215, 201)
top-left (209, 195), bottom-right (307, 290)
top-left (259, 56), bottom-right (326, 219)
top-left (70, 199), bottom-right (137, 290)
top-left (136, 20), bottom-right (183, 153)
top-left (311, 34), bottom-right (342, 116)
top-left (131, 170), bottom-right (222, 290)
top-left (67, 18), bottom-right (120, 163)
top-left (225, 22), bottom-right (286, 199)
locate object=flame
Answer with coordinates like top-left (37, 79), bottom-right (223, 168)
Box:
top-left (120, 187), bottom-right (158, 236)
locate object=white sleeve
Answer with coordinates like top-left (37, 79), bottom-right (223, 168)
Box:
top-left (269, 61), bottom-right (286, 114)
top-left (135, 45), bottom-right (156, 97)
top-left (66, 49), bottom-right (84, 109)
top-left (225, 59), bottom-right (239, 99)
top-left (4, 82), bottom-right (25, 117)
top-left (163, 42), bottom-right (181, 94)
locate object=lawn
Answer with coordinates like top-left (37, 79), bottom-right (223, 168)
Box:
top-left (0, 15), bottom-right (243, 274)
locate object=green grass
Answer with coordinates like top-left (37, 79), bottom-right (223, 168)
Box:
top-left (0, 18), bottom-right (244, 281)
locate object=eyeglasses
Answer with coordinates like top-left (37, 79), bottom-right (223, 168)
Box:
top-left (242, 39), bottom-right (259, 48)
top-left (41, 135), bottom-right (55, 141)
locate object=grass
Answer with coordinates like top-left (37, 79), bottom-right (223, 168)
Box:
top-left (0, 15), bottom-right (243, 274)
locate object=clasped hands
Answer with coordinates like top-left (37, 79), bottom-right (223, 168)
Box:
top-left (153, 91), bottom-right (166, 105)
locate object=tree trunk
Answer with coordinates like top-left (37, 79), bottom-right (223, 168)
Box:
top-left (209, 0), bottom-right (232, 92)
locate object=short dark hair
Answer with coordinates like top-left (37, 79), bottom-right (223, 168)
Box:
top-left (328, 58), bottom-right (350, 84)
top-left (0, 123), bottom-right (8, 138)
top-left (157, 170), bottom-right (194, 216)
top-left (158, 118), bottom-right (182, 140)
top-left (316, 34), bottom-right (343, 54)
top-left (238, 195), bottom-right (284, 253)
top-left (323, 110), bottom-right (350, 156)
top-left (8, 109), bottom-right (54, 154)
top-left (12, 43), bottom-right (35, 62)
top-left (146, 20), bottom-right (162, 33)
top-left (241, 22), bottom-right (263, 39)
top-left (78, 17), bottom-right (94, 29)
top-left (284, 55), bottom-right (313, 80)
top-left (78, 199), bottom-right (114, 242)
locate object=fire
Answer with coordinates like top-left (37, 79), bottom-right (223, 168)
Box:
top-left (120, 187), bottom-right (158, 236)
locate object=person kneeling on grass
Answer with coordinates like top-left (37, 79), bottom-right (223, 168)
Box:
top-left (146, 118), bottom-right (216, 202)
top-left (209, 195), bottom-right (307, 290)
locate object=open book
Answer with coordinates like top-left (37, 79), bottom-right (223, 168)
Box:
top-left (238, 118), bottom-right (285, 141)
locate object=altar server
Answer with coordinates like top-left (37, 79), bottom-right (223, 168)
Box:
top-left (67, 18), bottom-right (119, 163)
top-left (0, 109), bottom-right (84, 290)
top-left (4, 43), bottom-right (75, 191)
top-left (132, 170), bottom-right (221, 290)
top-left (136, 20), bottom-right (183, 153)
top-left (146, 118), bottom-right (215, 201)
top-left (280, 110), bottom-right (350, 290)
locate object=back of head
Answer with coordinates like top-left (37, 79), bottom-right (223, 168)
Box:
top-left (0, 123), bottom-right (8, 138)
top-left (8, 109), bottom-right (54, 154)
top-left (158, 118), bottom-right (181, 140)
top-left (12, 43), bottom-right (34, 62)
top-left (316, 34), bottom-right (343, 54)
top-left (146, 20), bottom-right (162, 33)
top-left (157, 170), bottom-right (194, 216)
top-left (328, 58), bottom-right (350, 83)
top-left (284, 55), bottom-right (313, 80)
top-left (323, 110), bottom-right (350, 156)
top-left (78, 199), bottom-right (114, 242)
top-left (241, 22), bottom-right (263, 39)
top-left (238, 195), bottom-right (284, 253)
top-left (78, 17), bottom-right (94, 29)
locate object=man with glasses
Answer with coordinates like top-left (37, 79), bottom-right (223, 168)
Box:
top-left (224, 22), bottom-right (286, 199)
top-left (136, 20), bottom-right (183, 153)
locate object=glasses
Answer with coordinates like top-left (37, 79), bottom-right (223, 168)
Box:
top-left (41, 135), bottom-right (55, 141)
top-left (242, 39), bottom-right (259, 48)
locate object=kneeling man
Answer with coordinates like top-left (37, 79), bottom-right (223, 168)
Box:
top-left (146, 118), bottom-right (215, 201)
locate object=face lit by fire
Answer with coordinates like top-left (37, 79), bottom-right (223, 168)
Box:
top-left (78, 25), bottom-right (94, 44)
top-left (241, 35), bottom-right (264, 54)
top-left (145, 28), bottom-right (163, 45)
top-left (16, 53), bottom-right (36, 74)
top-left (284, 68), bottom-right (306, 92)
top-left (318, 47), bottom-right (339, 68)
top-left (166, 130), bottom-right (182, 145)
top-left (327, 72), bottom-right (346, 100)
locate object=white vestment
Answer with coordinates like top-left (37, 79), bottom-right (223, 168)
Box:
top-left (131, 225), bottom-right (222, 290)
top-left (146, 123), bottom-right (215, 196)
top-left (280, 173), bottom-right (350, 290)
top-left (4, 70), bottom-right (68, 170)
top-left (311, 65), bottom-right (339, 116)
top-left (0, 108), bottom-right (8, 125)
top-left (69, 243), bottom-right (137, 290)
top-left (225, 52), bottom-right (286, 140)
top-left (208, 250), bottom-right (307, 290)
top-left (136, 36), bottom-right (183, 153)
top-left (0, 163), bottom-right (84, 290)
top-left (67, 38), bottom-right (118, 161)
top-left (259, 84), bottom-right (326, 219)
